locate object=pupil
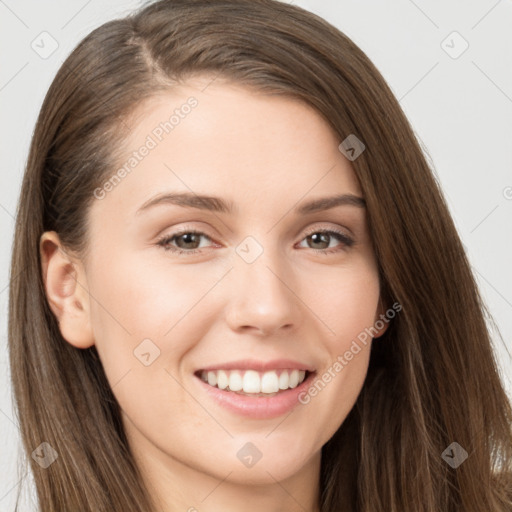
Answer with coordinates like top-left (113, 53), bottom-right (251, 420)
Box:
top-left (179, 233), bottom-right (199, 248)
top-left (310, 233), bottom-right (328, 249)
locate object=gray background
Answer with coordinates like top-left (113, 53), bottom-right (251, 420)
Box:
top-left (1, 0), bottom-right (511, 509)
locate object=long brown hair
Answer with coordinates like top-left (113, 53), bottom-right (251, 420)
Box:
top-left (8, 0), bottom-right (512, 510)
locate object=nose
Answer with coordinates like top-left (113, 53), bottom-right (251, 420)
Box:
top-left (224, 247), bottom-right (302, 337)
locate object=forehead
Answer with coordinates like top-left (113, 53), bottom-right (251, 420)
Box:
top-left (93, 78), bottom-right (363, 220)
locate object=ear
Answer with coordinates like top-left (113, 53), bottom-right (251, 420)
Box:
top-left (39, 231), bottom-right (94, 349)
top-left (372, 296), bottom-right (390, 339)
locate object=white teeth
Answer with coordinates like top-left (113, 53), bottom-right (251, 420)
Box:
top-left (228, 370), bottom-right (243, 392)
top-left (278, 371), bottom-right (289, 390)
top-left (217, 369), bottom-right (229, 390)
top-left (261, 371), bottom-right (279, 393)
top-left (243, 370), bottom-right (261, 393)
top-left (207, 371), bottom-right (217, 387)
top-left (289, 369), bottom-right (299, 388)
top-left (199, 368), bottom-right (309, 394)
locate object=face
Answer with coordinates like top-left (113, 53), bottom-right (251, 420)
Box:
top-left (44, 77), bottom-right (387, 496)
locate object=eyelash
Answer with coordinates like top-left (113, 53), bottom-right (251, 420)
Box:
top-left (156, 226), bottom-right (354, 257)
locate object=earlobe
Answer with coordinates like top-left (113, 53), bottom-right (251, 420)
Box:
top-left (39, 231), bottom-right (95, 349)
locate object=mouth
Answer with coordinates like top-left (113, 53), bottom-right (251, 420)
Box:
top-left (193, 368), bottom-right (314, 397)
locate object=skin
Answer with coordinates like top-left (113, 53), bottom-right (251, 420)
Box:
top-left (40, 77), bottom-right (388, 512)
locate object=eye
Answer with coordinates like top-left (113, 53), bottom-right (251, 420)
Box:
top-left (156, 229), bottom-right (214, 256)
top-left (297, 227), bottom-right (354, 255)
top-left (156, 226), bottom-right (354, 256)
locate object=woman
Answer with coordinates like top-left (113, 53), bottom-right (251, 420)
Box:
top-left (8, 0), bottom-right (512, 510)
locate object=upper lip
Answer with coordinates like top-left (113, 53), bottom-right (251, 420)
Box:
top-left (196, 358), bottom-right (316, 373)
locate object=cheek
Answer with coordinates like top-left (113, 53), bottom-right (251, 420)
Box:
top-left (85, 250), bottom-right (229, 389)
top-left (296, 338), bottom-right (376, 454)
top-left (84, 252), bottom-right (207, 429)
top-left (298, 259), bottom-right (380, 421)
top-left (303, 257), bottom-right (381, 344)
top-left (87, 249), bottom-right (222, 339)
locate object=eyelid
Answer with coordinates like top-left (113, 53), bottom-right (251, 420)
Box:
top-left (301, 224), bottom-right (352, 239)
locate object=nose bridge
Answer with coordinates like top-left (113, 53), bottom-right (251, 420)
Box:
top-left (225, 235), bottom-right (299, 335)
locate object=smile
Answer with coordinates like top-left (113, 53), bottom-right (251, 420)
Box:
top-left (196, 368), bottom-right (310, 396)
top-left (193, 368), bottom-right (317, 419)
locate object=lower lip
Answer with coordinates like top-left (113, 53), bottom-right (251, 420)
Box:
top-left (194, 371), bottom-right (316, 419)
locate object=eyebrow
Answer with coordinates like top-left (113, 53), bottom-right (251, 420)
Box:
top-left (135, 192), bottom-right (366, 216)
